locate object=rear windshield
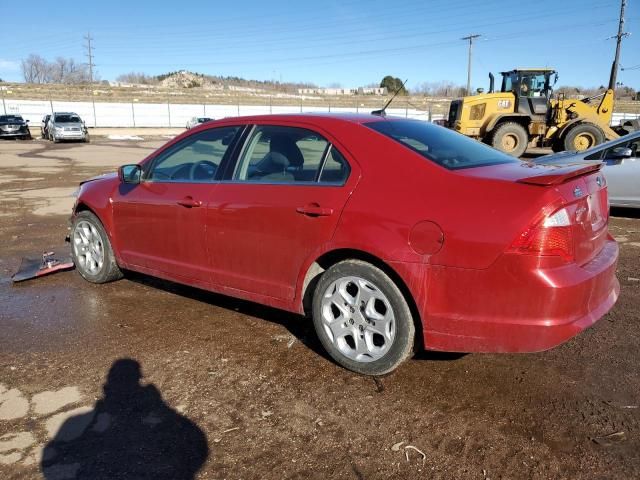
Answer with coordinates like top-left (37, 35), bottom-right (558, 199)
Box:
top-left (55, 114), bottom-right (81, 123)
top-left (0, 115), bottom-right (23, 122)
top-left (365, 119), bottom-right (517, 170)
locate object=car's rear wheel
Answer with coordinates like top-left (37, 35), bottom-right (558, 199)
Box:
top-left (312, 260), bottom-right (414, 375)
top-left (71, 211), bottom-right (123, 284)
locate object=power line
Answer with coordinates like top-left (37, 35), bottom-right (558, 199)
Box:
top-left (84, 32), bottom-right (95, 84)
top-left (95, 18), bottom-right (619, 69)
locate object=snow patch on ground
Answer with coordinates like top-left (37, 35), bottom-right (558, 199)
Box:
top-left (106, 135), bottom-right (144, 140)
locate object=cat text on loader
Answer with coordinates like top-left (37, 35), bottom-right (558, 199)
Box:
top-left (446, 69), bottom-right (636, 156)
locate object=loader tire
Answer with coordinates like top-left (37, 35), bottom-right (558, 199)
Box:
top-left (563, 122), bottom-right (605, 152)
top-left (491, 122), bottom-right (528, 158)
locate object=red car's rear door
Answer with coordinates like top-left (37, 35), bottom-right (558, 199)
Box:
top-left (206, 124), bottom-right (358, 300)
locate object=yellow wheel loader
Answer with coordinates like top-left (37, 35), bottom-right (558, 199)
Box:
top-left (446, 69), bottom-right (636, 156)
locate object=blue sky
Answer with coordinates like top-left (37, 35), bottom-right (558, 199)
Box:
top-left (1, 0), bottom-right (638, 90)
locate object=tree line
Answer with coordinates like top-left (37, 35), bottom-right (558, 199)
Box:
top-left (21, 54), bottom-right (94, 84)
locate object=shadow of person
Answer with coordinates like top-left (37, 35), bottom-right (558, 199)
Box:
top-left (41, 359), bottom-right (209, 479)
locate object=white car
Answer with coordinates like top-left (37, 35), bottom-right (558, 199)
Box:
top-left (186, 117), bottom-right (213, 129)
top-left (535, 130), bottom-right (640, 209)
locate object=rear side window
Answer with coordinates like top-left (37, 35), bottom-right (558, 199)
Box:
top-left (319, 146), bottom-right (351, 184)
top-left (365, 119), bottom-right (517, 170)
top-left (234, 126), bottom-right (331, 183)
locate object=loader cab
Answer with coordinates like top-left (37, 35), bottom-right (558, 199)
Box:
top-left (500, 69), bottom-right (556, 117)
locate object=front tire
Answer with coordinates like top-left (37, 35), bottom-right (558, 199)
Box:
top-left (71, 211), bottom-right (123, 284)
top-left (490, 122), bottom-right (528, 157)
top-left (312, 260), bottom-right (415, 375)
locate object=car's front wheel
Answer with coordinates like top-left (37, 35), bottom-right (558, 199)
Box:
top-left (71, 211), bottom-right (123, 283)
top-left (312, 260), bottom-right (415, 375)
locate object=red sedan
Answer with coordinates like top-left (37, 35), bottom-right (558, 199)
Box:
top-left (70, 114), bottom-right (619, 375)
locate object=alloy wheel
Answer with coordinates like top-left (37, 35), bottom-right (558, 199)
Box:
top-left (72, 220), bottom-right (105, 275)
top-left (320, 276), bottom-right (396, 362)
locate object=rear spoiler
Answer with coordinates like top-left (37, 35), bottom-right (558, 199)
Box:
top-left (517, 162), bottom-right (603, 186)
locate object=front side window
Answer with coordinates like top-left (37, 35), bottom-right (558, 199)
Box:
top-left (146, 126), bottom-right (240, 183)
top-left (585, 136), bottom-right (640, 162)
top-left (233, 126), bottom-right (330, 183)
top-left (627, 137), bottom-right (640, 158)
top-left (366, 119), bottom-right (517, 170)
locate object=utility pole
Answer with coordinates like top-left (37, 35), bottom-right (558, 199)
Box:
top-left (462, 34), bottom-right (481, 96)
top-left (608, 0), bottom-right (628, 90)
top-left (84, 32), bottom-right (95, 84)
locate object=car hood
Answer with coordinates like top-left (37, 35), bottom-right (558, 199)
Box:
top-left (0, 120), bottom-right (26, 126)
top-left (79, 172), bottom-right (118, 186)
top-left (54, 122), bottom-right (84, 129)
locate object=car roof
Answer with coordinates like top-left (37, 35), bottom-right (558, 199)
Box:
top-left (209, 112), bottom-right (396, 126)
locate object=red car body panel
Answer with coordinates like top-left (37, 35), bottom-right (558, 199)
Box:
top-left (73, 114), bottom-right (619, 354)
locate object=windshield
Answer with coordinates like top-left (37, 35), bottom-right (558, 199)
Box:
top-left (197, 118), bottom-right (211, 123)
top-left (0, 115), bottom-right (23, 122)
top-left (55, 114), bottom-right (81, 123)
top-left (365, 119), bottom-right (517, 170)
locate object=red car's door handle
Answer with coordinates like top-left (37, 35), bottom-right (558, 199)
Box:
top-left (296, 204), bottom-right (333, 217)
top-left (177, 197), bottom-right (202, 208)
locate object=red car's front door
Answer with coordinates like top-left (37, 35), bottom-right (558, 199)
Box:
top-left (112, 126), bottom-right (242, 283)
top-left (114, 182), bottom-right (213, 282)
top-left (206, 124), bottom-right (358, 300)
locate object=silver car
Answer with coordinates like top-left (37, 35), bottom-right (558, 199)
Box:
top-left (186, 116), bottom-right (213, 129)
top-left (48, 112), bottom-right (89, 143)
top-left (535, 131), bottom-right (640, 209)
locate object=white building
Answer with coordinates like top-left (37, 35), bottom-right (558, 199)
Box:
top-left (297, 87), bottom-right (386, 95)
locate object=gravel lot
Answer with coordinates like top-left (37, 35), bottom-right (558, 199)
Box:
top-left (1, 138), bottom-right (639, 479)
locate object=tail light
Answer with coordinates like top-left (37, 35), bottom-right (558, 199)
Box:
top-left (508, 207), bottom-right (574, 263)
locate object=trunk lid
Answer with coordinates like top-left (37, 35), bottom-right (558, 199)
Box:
top-left (460, 161), bottom-right (609, 266)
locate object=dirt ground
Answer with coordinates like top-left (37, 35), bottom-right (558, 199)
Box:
top-left (0, 138), bottom-right (639, 480)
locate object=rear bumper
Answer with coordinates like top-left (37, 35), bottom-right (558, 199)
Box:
top-left (0, 130), bottom-right (30, 137)
top-left (421, 239), bottom-right (619, 353)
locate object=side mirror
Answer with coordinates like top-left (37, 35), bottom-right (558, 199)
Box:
top-left (25, 119), bottom-right (30, 123)
top-left (608, 147), bottom-right (633, 159)
top-left (118, 164), bottom-right (141, 184)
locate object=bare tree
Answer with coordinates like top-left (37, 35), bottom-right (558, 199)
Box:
top-left (414, 81), bottom-right (465, 97)
top-left (21, 54), bottom-right (91, 84)
top-left (115, 72), bottom-right (158, 85)
top-left (21, 54), bottom-right (49, 83)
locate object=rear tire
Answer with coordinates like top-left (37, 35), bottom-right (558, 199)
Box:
top-left (311, 260), bottom-right (415, 375)
top-left (563, 122), bottom-right (605, 152)
top-left (71, 211), bottom-right (123, 284)
top-left (490, 122), bottom-right (528, 157)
